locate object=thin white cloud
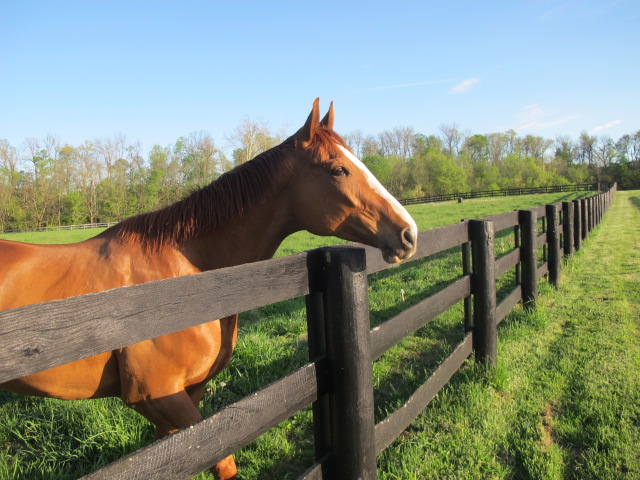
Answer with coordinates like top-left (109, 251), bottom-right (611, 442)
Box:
top-left (356, 78), bottom-right (458, 93)
top-left (590, 119), bottom-right (623, 133)
top-left (504, 104), bottom-right (579, 132)
top-left (450, 77), bottom-right (481, 94)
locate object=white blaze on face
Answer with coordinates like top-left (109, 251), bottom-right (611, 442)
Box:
top-left (337, 144), bottom-right (418, 238)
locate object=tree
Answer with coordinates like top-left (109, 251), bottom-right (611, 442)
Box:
top-left (342, 130), bottom-right (365, 158)
top-left (518, 135), bottom-right (553, 161)
top-left (577, 132), bottom-right (596, 165)
top-left (413, 148), bottom-right (467, 195)
top-left (377, 127), bottom-right (415, 160)
top-left (73, 141), bottom-right (101, 223)
top-left (462, 134), bottom-right (490, 164)
top-left (22, 136), bottom-right (61, 228)
top-left (0, 139), bottom-right (22, 230)
top-left (439, 123), bottom-right (464, 158)
top-left (175, 131), bottom-right (224, 190)
top-left (486, 132), bottom-right (509, 164)
top-left (226, 117), bottom-right (281, 166)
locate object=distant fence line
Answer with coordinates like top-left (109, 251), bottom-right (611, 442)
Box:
top-left (399, 182), bottom-right (603, 206)
top-left (0, 222), bottom-right (118, 235)
top-left (0, 183), bottom-right (617, 479)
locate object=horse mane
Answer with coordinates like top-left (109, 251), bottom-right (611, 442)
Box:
top-left (103, 126), bottom-right (348, 250)
top-left (106, 138), bottom-right (297, 249)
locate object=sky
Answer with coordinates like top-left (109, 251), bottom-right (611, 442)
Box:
top-left (1, 0), bottom-right (639, 157)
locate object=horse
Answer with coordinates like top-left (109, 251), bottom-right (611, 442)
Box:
top-left (0, 99), bottom-right (418, 479)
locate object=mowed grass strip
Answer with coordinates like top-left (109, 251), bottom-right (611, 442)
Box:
top-left (1, 191), bottom-right (617, 479)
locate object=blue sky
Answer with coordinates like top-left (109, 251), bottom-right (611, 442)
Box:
top-left (1, 1), bottom-right (638, 155)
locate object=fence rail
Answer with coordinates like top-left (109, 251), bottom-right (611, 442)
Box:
top-left (399, 182), bottom-right (602, 206)
top-left (0, 184), bottom-right (617, 479)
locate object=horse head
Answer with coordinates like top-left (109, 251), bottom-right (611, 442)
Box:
top-left (289, 99), bottom-right (418, 264)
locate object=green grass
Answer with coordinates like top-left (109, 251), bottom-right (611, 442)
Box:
top-left (3, 190), bottom-right (634, 480)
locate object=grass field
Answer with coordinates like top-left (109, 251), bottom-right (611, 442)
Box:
top-left (3, 190), bottom-right (638, 479)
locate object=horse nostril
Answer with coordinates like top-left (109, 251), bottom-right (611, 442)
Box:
top-left (403, 228), bottom-right (416, 248)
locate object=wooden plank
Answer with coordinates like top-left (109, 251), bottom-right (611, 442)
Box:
top-left (369, 276), bottom-right (471, 361)
top-left (534, 205), bottom-right (547, 218)
top-left (496, 287), bottom-right (522, 324)
top-left (480, 210), bottom-right (518, 232)
top-left (536, 263), bottom-right (548, 281)
top-left (495, 249), bottom-right (520, 277)
top-left (373, 333), bottom-right (473, 455)
top-left (83, 358), bottom-right (329, 480)
top-left (362, 222), bottom-right (470, 274)
top-left (297, 456), bottom-right (329, 480)
top-left (536, 232), bottom-right (548, 249)
top-left (0, 252), bottom-right (312, 383)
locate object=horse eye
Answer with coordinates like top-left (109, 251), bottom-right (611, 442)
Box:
top-left (331, 166), bottom-right (347, 176)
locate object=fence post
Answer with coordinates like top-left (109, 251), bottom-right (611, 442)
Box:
top-left (461, 219), bottom-right (473, 333)
top-left (316, 247), bottom-right (377, 480)
top-left (562, 201), bottom-right (574, 256)
top-left (573, 199), bottom-right (582, 251)
top-left (581, 198), bottom-right (588, 240)
top-left (514, 212), bottom-right (522, 286)
top-left (469, 220), bottom-right (497, 366)
top-left (546, 204), bottom-right (560, 286)
top-left (519, 209), bottom-right (538, 309)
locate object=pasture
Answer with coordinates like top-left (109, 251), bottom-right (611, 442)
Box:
top-left (3, 190), bottom-right (637, 480)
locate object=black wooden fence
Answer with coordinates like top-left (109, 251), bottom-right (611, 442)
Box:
top-left (399, 182), bottom-right (602, 206)
top-left (0, 184), bottom-right (617, 479)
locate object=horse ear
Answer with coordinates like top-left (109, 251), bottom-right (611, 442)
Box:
top-left (320, 101), bottom-right (334, 130)
top-left (298, 98), bottom-right (321, 146)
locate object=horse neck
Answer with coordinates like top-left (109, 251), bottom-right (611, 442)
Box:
top-left (179, 160), bottom-right (300, 271)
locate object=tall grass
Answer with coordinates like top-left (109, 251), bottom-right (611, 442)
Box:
top-left (3, 191), bottom-right (623, 480)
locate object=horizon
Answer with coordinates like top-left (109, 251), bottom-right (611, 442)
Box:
top-left (2, 1), bottom-right (638, 156)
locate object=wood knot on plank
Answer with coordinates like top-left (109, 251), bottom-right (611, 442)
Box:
top-left (22, 346), bottom-right (41, 357)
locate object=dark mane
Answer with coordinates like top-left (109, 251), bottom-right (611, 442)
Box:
top-left (106, 139), bottom-right (297, 249)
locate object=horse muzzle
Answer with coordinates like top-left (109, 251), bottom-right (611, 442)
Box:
top-left (380, 226), bottom-right (418, 264)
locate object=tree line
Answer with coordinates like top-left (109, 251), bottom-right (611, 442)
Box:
top-left (1, 119), bottom-right (638, 232)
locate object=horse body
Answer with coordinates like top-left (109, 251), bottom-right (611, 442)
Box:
top-left (0, 99), bottom-right (417, 479)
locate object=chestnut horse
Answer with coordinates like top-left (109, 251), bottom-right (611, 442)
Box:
top-left (0, 99), bottom-right (417, 479)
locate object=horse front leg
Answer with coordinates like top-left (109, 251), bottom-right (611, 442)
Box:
top-left (186, 384), bottom-right (238, 480)
top-left (130, 389), bottom-right (238, 480)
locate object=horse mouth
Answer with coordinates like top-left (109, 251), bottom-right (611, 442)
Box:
top-left (381, 246), bottom-right (413, 264)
